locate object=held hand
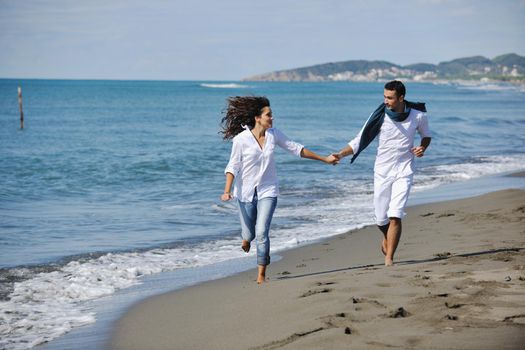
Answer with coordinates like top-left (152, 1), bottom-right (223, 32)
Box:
top-left (411, 146), bottom-right (426, 158)
top-left (221, 193), bottom-right (233, 201)
top-left (325, 154), bottom-right (339, 165)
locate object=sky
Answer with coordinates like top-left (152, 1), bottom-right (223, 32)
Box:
top-left (0, 0), bottom-right (524, 80)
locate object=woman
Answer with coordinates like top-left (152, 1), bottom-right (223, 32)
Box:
top-left (220, 96), bottom-right (338, 284)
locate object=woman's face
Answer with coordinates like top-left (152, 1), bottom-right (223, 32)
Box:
top-left (256, 106), bottom-right (273, 129)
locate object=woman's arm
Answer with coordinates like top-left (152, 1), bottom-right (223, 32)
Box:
top-left (301, 148), bottom-right (339, 164)
top-left (222, 138), bottom-right (241, 201)
top-left (273, 129), bottom-right (338, 164)
top-left (221, 172), bottom-right (235, 201)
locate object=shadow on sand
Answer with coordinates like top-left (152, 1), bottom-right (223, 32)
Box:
top-left (275, 247), bottom-right (523, 281)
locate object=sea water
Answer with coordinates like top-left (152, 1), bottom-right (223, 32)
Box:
top-left (1, 79), bottom-right (524, 349)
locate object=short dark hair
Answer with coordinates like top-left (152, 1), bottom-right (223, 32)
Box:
top-left (384, 80), bottom-right (406, 98)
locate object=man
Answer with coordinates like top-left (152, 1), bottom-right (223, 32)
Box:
top-left (334, 80), bottom-right (431, 266)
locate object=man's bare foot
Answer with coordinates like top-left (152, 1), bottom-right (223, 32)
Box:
top-left (257, 275), bottom-right (266, 284)
top-left (385, 257), bottom-right (394, 266)
top-left (381, 239), bottom-right (387, 256)
top-left (241, 240), bottom-right (250, 253)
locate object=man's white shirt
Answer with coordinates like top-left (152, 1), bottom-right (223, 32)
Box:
top-left (349, 108), bottom-right (431, 177)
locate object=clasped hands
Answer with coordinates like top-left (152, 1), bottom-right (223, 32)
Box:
top-left (325, 152), bottom-right (342, 165)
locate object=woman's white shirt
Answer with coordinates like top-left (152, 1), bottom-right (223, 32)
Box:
top-left (225, 128), bottom-right (304, 202)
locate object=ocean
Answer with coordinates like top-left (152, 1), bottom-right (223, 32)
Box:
top-left (1, 79), bottom-right (524, 349)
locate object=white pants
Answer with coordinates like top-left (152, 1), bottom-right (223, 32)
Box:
top-left (373, 173), bottom-right (413, 226)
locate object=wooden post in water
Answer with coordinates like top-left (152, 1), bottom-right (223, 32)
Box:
top-left (18, 86), bottom-right (24, 129)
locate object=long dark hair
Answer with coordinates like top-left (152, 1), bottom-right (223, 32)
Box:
top-left (220, 96), bottom-right (270, 140)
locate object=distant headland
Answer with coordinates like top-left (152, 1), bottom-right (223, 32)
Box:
top-left (243, 53), bottom-right (525, 83)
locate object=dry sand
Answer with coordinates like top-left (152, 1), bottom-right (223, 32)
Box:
top-left (110, 188), bottom-right (525, 350)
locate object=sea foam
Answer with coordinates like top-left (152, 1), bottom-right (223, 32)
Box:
top-left (200, 83), bottom-right (250, 89)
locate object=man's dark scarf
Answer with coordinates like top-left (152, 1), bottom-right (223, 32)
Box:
top-left (350, 101), bottom-right (426, 163)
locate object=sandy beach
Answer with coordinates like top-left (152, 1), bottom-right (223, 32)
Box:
top-left (110, 187), bottom-right (525, 350)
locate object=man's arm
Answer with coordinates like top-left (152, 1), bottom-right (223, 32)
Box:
top-left (412, 137), bottom-right (431, 158)
top-left (414, 111), bottom-right (431, 158)
top-left (333, 145), bottom-right (355, 160)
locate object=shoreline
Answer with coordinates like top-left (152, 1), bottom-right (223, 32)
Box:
top-left (109, 178), bottom-right (525, 349)
top-left (31, 170), bottom-right (525, 350)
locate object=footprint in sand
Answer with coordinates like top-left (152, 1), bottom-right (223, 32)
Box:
top-left (503, 314), bottom-right (525, 324)
top-left (434, 252), bottom-right (452, 259)
top-left (389, 307), bottom-right (410, 318)
top-left (445, 302), bottom-right (464, 309)
top-left (320, 312), bottom-right (358, 334)
top-left (513, 205), bottom-right (525, 214)
top-left (302, 257), bottom-right (319, 262)
top-left (342, 298), bottom-right (389, 322)
top-left (300, 288), bottom-right (333, 298)
top-left (314, 281), bottom-right (337, 286)
top-left (376, 282), bottom-right (392, 287)
top-left (351, 297), bottom-right (386, 308)
top-left (441, 270), bottom-right (471, 278)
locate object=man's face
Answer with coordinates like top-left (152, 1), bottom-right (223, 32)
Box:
top-left (384, 89), bottom-right (404, 111)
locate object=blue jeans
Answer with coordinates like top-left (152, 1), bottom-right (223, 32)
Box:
top-left (237, 190), bottom-right (278, 266)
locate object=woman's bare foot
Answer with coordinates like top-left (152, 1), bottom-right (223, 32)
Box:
top-left (257, 264), bottom-right (267, 284)
top-left (385, 257), bottom-right (394, 266)
top-left (241, 240), bottom-right (250, 253)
